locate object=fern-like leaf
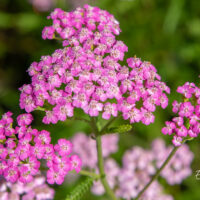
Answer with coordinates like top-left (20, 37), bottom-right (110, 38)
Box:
top-left (102, 124), bottom-right (132, 135)
top-left (65, 177), bottom-right (94, 200)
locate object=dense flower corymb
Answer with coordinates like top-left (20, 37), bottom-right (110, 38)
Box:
top-left (19, 5), bottom-right (170, 126)
top-left (162, 82), bottom-right (200, 146)
top-left (0, 112), bottom-right (82, 185)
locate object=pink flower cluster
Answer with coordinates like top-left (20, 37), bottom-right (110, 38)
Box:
top-left (42, 5), bottom-right (121, 40)
top-left (0, 175), bottom-right (54, 200)
top-left (162, 82), bottom-right (200, 146)
top-left (71, 133), bottom-right (193, 199)
top-left (19, 5), bottom-right (170, 125)
top-left (0, 112), bottom-right (81, 185)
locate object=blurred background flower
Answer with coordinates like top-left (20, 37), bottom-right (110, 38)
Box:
top-left (29, 0), bottom-right (55, 12)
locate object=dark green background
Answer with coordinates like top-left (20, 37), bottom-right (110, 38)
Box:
top-left (0, 0), bottom-right (200, 199)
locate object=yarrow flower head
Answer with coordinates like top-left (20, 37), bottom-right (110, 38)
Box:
top-left (162, 82), bottom-right (200, 146)
top-left (0, 112), bottom-right (82, 185)
top-left (19, 5), bottom-right (170, 126)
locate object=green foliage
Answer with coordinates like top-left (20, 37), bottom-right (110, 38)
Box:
top-left (65, 178), bottom-right (94, 200)
top-left (105, 124), bottom-right (133, 134)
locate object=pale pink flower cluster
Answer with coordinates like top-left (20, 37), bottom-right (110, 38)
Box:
top-left (162, 82), bottom-right (200, 146)
top-left (29, 0), bottom-right (54, 12)
top-left (71, 133), bottom-right (120, 194)
top-left (117, 139), bottom-right (193, 199)
top-left (0, 175), bottom-right (54, 200)
top-left (71, 132), bottom-right (119, 168)
top-left (137, 181), bottom-right (173, 200)
top-left (152, 139), bottom-right (193, 185)
top-left (71, 133), bottom-right (193, 199)
top-left (92, 158), bottom-right (120, 195)
top-left (0, 112), bottom-right (81, 185)
top-left (19, 5), bottom-right (170, 125)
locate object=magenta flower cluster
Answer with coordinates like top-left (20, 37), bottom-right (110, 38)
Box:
top-left (0, 175), bottom-right (54, 200)
top-left (71, 133), bottom-right (193, 200)
top-left (0, 112), bottom-right (81, 185)
top-left (19, 5), bottom-right (170, 125)
top-left (162, 82), bottom-right (200, 146)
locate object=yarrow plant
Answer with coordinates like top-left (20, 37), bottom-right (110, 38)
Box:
top-left (1, 4), bottom-right (199, 200)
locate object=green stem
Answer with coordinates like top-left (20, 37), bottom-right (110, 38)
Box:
top-left (79, 170), bottom-right (100, 179)
top-left (90, 117), bottom-right (99, 134)
top-left (135, 146), bottom-right (179, 200)
top-left (100, 117), bottom-right (118, 135)
top-left (90, 117), bottom-right (118, 200)
top-left (96, 135), bottom-right (118, 200)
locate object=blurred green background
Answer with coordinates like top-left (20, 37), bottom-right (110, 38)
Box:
top-left (0, 0), bottom-right (200, 199)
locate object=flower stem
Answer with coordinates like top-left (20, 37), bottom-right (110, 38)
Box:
top-left (90, 117), bottom-right (118, 200)
top-left (135, 146), bottom-right (179, 200)
top-left (96, 135), bottom-right (118, 200)
top-left (100, 117), bottom-right (118, 135)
